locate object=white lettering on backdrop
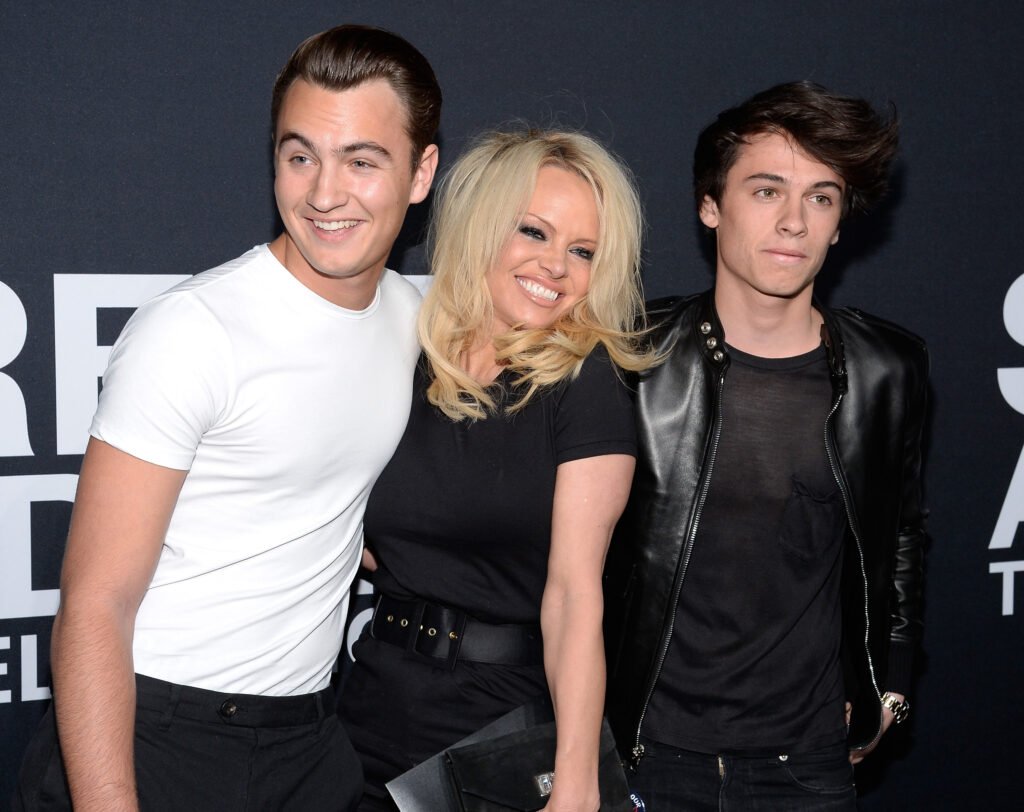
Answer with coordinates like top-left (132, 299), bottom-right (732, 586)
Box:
top-left (0, 274), bottom-right (184, 702)
top-left (991, 273), bottom-right (1024, 614)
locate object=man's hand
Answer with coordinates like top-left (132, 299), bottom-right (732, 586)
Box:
top-left (848, 692), bottom-right (904, 764)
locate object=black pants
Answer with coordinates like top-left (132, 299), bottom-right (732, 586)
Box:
top-left (340, 634), bottom-right (547, 811)
top-left (13, 674), bottom-right (362, 811)
top-left (629, 737), bottom-right (856, 811)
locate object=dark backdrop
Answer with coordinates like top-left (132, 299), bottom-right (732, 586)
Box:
top-left (2, 2), bottom-right (1022, 808)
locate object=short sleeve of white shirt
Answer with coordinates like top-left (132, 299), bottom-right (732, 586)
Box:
top-left (91, 293), bottom-right (233, 471)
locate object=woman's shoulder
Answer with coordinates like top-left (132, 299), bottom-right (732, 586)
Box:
top-left (557, 343), bottom-right (629, 403)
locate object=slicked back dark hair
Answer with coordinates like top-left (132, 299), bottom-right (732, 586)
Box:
top-left (693, 81), bottom-right (899, 219)
top-left (271, 25), bottom-right (441, 169)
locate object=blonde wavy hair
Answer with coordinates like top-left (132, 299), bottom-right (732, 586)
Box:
top-left (419, 129), bottom-right (654, 421)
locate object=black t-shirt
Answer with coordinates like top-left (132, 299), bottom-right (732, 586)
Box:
top-left (645, 344), bottom-right (848, 754)
top-left (366, 347), bottom-right (636, 625)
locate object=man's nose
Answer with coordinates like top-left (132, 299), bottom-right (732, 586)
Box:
top-left (307, 165), bottom-right (350, 212)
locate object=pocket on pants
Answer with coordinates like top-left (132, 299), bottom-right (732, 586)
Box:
top-left (776, 744), bottom-right (855, 795)
top-left (13, 706), bottom-right (72, 811)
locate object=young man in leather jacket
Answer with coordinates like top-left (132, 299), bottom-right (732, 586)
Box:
top-left (605, 81), bottom-right (928, 810)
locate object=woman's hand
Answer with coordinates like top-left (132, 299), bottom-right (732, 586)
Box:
top-left (542, 777), bottom-right (601, 812)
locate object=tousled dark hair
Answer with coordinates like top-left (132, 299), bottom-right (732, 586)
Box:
top-left (271, 25), bottom-right (441, 168)
top-left (693, 81), bottom-right (899, 218)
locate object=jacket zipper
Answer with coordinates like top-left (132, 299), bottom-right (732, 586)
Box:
top-left (823, 390), bottom-right (883, 751)
top-left (630, 365), bottom-right (727, 768)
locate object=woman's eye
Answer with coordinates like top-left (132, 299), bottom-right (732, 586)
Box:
top-left (571, 247), bottom-right (594, 261)
top-left (519, 225), bottom-right (545, 240)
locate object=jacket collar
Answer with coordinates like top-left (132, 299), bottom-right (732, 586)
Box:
top-left (694, 290), bottom-right (729, 368)
top-left (818, 301), bottom-right (849, 393)
top-left (694, 288), bottom-right (848, 390)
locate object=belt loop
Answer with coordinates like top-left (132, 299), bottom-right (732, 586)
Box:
top-left (370, 593), bottom-right (385, 640)
top-left (446, 613), bottom-right (467, 671)
top-left (313, 689), bottom-right (325, 731)
top-left (406, 601), bottom-right (427, 655)
top-left (160, 681), bottom-right (182, 730)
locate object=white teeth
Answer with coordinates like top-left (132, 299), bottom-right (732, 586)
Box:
top-left (314, 220), bottom-right (358, 231)
top-left (517, 277), bottom-right (558, 301)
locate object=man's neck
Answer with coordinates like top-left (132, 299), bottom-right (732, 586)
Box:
top-left (269, 233), bottom-right (383, 311)
top-left (714, 283), bottom-right (823, 359)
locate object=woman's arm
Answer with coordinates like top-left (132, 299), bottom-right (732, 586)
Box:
top-left (541, 453), bottom-right (635, 812)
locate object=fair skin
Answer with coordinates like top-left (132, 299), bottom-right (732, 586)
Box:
top-left (463, 165), bottom-right (628, 812)
top-left (704, 128), bottom-right (902, 762)
top-left (541, 453), bottom-right (633, 812)
top-left (486, 167), bottom-right (596, 330)
top-left (847, 696), bottom-right (904, 764)
top-left (700, 130), bottom-right (842, 358)
top-left (271, 79), bottom-right (438, 310)
top-left (52, 439), bottom-right (186, 812)
top-left (464, 165), bottom-right (597, 381)
top-left (53, 77), bottom-right (437, 811)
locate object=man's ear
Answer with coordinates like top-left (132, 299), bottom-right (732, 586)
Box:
top-left (830, 228), bottom-right (840, 246)
top-left (699, 195), bottom-right (720, 229)
top-left (409, 144), bottom-right (439, 205)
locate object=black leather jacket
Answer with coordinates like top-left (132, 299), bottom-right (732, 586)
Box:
top-left (605, 291), bottom-right (929, 763)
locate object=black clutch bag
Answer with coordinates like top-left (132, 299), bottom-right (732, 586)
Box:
top-left (445, 717), bottom-right (632, 812)
top-left (386, 699), bottom-right (632, 812)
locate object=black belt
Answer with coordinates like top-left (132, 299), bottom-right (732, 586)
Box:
top-left (370, 593), bottom-right (543, 669)
top-left (134, 673), bottom-right (336, 728)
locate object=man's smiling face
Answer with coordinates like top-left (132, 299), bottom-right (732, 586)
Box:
top-left (272, 78), bottom-right (436, 308)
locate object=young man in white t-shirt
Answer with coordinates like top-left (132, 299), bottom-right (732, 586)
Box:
top-left (14, 25), bottom-right (440, 812)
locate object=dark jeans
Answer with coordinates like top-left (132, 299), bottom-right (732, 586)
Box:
top-left (13, 673), bottom-right (362, 812)
top-left (629, 737), bottom-right (856, 811)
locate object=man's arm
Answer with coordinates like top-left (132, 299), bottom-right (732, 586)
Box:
top-left (851, 342), bottom-right (930, 763)
top-left (52, 437), bottom-right (187, 812)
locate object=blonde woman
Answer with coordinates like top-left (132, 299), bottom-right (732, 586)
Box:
top-left (340, 129), bottom-right (653, 812)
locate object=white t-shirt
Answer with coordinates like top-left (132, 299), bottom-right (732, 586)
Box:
top-left (90, 245), bottom-right (421, 695)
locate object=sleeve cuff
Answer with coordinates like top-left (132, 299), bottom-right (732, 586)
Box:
top-left (885, 640), bottom-right (915, 696)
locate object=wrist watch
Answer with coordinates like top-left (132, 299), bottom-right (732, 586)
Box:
top-left (880, 692), bottom-right (910, 724)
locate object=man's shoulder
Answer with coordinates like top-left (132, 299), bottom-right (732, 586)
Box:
top-left (162, 245), bottom-right (268, 298)
top-left (829, 306), bottom-right (929, 377)
top-left (831, 306), bottom-right (927, 353)
top-left (379, 268), bottom-right (424, 313)
top-left (646, 292), bottom-right (704, 320)
top-left (644, 291), bottom-right (706, 332)
top-left (639, 291), bottom-right (708, 354)
top-left (133, 246), bottom-right (268, 320)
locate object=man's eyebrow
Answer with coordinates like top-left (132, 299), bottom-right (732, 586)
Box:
top-left (277, 131), bottom-right (318, 155)
top-left (336, 141), bottom-right (393, 161)
top-left (744, 172), bottom-right (843, 193)
top-left (276, 135), bottom-right (394, 163)
top-left (744, 172), bottom-right (787, 184)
